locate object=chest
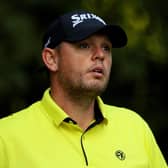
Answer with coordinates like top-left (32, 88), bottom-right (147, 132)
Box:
top-left (7, 123), bottom-right (149, 168)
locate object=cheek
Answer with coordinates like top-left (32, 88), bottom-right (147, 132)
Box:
top-left (59, 59), bottom-right (80, 77)
top-left (105, 57), bottom-right (112, 71)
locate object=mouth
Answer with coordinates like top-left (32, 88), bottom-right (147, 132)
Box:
top-left (90, 66), bottom-right (104, 78)
top-left (92, 67), bottom-right (103, 73)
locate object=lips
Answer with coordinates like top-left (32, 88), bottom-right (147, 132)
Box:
top-left (92, 67), bottom-right (103, 74)
top-left (89, 66), bottom-right (105, 77)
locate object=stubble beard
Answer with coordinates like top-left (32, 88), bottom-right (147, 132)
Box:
top-left (57, 71), bottom-right (110, 100)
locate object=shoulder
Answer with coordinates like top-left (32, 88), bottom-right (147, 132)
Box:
top-left (0, 101), bottom-right (42, 133)
top-left (98, 97), bottom-right (149, 129)
top-left (104, 103), bottom-right (142, 119)
top-left (99, 98), bottom-right (143, 121)
top-left (99, 100), bottom-right (156, 140)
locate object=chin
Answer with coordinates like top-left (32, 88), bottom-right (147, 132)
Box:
top-left (86, 80), bottom-right (108, 90)
top-left (84, 84), bottom-right (107, 95)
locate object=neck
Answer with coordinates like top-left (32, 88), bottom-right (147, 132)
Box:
top-left (50, 87), bottom-right (96, 130)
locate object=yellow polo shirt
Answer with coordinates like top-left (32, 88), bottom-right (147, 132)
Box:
top-left (0, 88), bottom-right (167, 168)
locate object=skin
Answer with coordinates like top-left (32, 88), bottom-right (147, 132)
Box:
top-left (42, 34), bottom-right (112, 130)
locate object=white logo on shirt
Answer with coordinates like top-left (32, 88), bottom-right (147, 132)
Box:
top-left (71, 13), bottom-right (106, 28)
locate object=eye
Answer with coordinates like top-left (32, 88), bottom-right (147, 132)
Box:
top-left (78, 42), bottom-right (90, 49)
top-left (102, 44), bottom-right (112, 52)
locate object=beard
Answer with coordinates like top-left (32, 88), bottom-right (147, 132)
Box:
top-left (56, 70), bottom-right (110, 99)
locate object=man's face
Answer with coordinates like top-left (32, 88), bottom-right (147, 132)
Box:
top-left (55, 34), bottom-right (112, 97)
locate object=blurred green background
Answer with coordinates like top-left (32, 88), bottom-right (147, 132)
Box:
top-left (0, 0), bottom-right (167, 162)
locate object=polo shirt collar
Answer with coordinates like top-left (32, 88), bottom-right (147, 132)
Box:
top-left (96, 96), bottom-right (108, 124)
top-left (41, 88), bottom-right (69, 127)
top-left (41, 88), bottom-right (108, 127)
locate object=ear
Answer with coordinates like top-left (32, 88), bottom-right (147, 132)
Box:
top-left (42, 48), bottom-right (58, 72)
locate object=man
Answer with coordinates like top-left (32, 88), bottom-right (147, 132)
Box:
top-left (0, 10), bottom-right (167, 167)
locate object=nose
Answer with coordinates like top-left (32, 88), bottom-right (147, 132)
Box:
top-left (92, 47), bottom-right (105, 61)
